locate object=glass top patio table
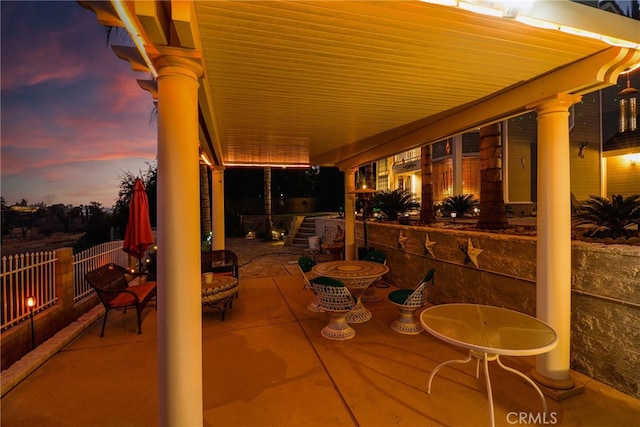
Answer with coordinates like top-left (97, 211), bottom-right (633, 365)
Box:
top-left (421, 303), bottom-right (557, 356)
top-left (312, 260), bottom-right (389, 323)
top-left (420, 303), bottom-right (558, 427)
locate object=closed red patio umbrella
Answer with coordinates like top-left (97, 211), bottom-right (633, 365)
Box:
top-left (123, 178), bottom-right (154, 274)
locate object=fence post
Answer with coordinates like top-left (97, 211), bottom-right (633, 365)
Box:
top-left (55, 248), bottom-right (75, 325)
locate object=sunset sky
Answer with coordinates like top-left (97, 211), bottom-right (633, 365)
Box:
top-left (1, 1), bottom-right (157, 209)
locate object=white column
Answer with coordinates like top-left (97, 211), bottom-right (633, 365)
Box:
top-left (155, 54), bottom-right (204, 426)
top-left (344, 169), bottom-right (356, 260)
top-left (531, 94), bottom-right (581, 390)
top-left (211, 167), bottom-right (225, 250)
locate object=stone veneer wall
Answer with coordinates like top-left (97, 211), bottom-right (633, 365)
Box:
top-left (571, 244), bottom-right (640, 399)
top-left (314, 217), bottom-right (640, 398)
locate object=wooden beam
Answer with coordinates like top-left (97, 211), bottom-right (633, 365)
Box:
top-left (135, 0), bottom-right (168, 46)
top-left (172, 1), bottom-right (197, 49)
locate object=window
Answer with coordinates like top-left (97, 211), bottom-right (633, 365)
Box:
top-left (462, 156), bottom-right (480, 196)
top-left (433, 158), bottom-right (453, 202)
top-left (376, 159), bottom-right (389, 191)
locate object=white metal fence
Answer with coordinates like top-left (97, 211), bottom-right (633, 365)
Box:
top-left (73, 240), bottom-right (127, 302)
top-left (1, 251), bottom-right (58, 331)
top-left (1, 240), bottom-right (130, 331)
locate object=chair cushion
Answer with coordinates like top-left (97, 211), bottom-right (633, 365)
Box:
top-left (211, 271), bottom-right (234, 277)
top-left (388, 289), bottom-right (412, 304)
top-left (108, 282), bottom-right (156, 308)
top-left (310, 276), bottom-right (344, 287)
top-left (298, 256), bottom-right (316, 273)
top-left (363, 250), bottom-right (386, 264)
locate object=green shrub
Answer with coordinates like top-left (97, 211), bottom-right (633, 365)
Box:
top-left (372, 189), bottom-right (419, 221)
top-left (573, 194), bottom-right (640, 239)
top-left (440, 194), bottom-right (479, 217)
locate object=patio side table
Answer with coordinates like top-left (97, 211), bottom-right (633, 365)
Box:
top-left (420, 303), bottom-right (558, 427)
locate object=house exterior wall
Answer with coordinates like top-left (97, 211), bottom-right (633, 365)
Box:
top-left (315, 218), bottom-right (640, 398)
top-left (569, 91), bottom-right (603, 200)
top-left (606, 156), bottom-right (640, 196)
top-left (506, 112), bottom-right (536, 203)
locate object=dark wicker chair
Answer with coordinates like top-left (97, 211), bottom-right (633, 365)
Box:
top-left (85, 263), bottom-right (157, 337)
top-left (298, 256), bottom-right (321, 312)
top-left (201, 249), bottom-right (239, 278)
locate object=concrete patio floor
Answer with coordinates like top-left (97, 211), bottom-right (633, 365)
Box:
top-left (1, 238), bottom-right (639, 426)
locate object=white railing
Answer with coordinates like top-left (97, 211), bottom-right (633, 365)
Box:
top-left (73, 240), bottom-right (127, 302)
top-left (1, 251), bottom-right (58, 331)
top-left (1, 238), bottom-right (153, 332)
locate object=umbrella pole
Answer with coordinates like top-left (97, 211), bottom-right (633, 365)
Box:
top-left (139, 245), bottom-right (144, 275)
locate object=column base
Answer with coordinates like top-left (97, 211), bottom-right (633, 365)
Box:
top-left (530, 369), bottom-right (585, 401)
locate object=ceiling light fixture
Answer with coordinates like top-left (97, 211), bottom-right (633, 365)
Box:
top-left (419, 0), bottom-right (640, 49)
top-left (457, 1), bottom-right (503, 17)
top-left (515, 15), bottom-right (559, 30)
top-left (225, 162), bottom-right (310, 168)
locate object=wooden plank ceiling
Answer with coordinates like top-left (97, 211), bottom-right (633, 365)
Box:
top-left (81, 1), bottom-right (640, 170)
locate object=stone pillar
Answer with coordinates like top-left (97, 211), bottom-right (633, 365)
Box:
top-left (420, 145), bottom-right (435, 224)
top-left (344, 169), bottom-right (356, 260)
top-left (200, 163), bottom-right (212, 242)
top-left (211, 167), bottom-right (225, 251)
top-left (453, 135), bottom-right (463, 194)
top-left (55, 248), bottom-right (75, 325)
top-left (155, 52), bottom-right (204, 426)
top-left (264, 167), bottom-right (273, 239)
top-left (529, 94), bottom-right (581, 393)
top-left (477, 124), bottom-right (508, 229)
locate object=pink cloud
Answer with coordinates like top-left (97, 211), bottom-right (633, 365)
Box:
top-left (1, 3), bottom-right (158, 207)
top-left (2, 22), bottom-right (99, 91)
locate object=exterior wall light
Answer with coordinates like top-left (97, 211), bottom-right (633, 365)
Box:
top-left (625, 153), bottom-right (640, 166)
top-left (26, 296), bottom-right (36, 349)
top-left (618, 74), bottom-right (638, 133)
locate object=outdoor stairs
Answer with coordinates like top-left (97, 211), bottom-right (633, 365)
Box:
top-left (292, 217), bottom-right (317, 247)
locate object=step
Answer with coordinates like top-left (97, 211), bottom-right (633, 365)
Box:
top-left (295, 237), bottom-right (316, 243)
top-left (296, 231), bottom-right (316, 237)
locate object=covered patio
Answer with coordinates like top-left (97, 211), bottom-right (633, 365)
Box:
top-left (2, 238), bottom-right (639, 426)
top-left (75, 1), bottom-right (640, 424)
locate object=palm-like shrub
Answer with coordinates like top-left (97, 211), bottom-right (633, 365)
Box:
top-left (440, 194), bottom-right (479, 217)
top-left (373, 189), bottom-right (420, 221)
top-left (573, 194), bottom-right (640, 239)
